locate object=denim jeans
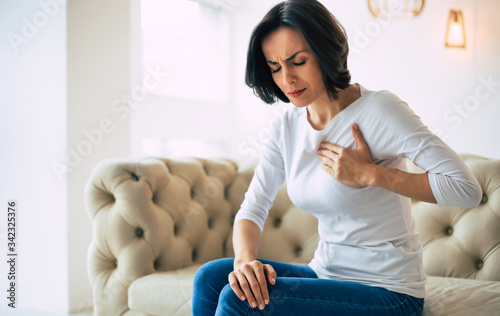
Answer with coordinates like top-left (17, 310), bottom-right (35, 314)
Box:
top-left (192, 258), bottom-right (424, 316)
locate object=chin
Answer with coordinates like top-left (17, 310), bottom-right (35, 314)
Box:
top-left (290, 100), bottom-right (309, 108)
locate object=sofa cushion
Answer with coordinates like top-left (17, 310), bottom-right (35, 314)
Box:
top-left (425, 276), bottom-right (500, 315)
top-left (128, 265), bottom-right (200, 316)
top-left (129, 267), bottom-right (500, 316)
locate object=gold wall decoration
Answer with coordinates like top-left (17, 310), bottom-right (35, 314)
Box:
top-left (368, 0), bottom-right (425, 19)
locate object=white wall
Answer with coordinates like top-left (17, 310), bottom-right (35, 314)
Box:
top-left (0, 0), bottom-right (68, 313)
top-left (1, 0), bottom-right (132, 314)
top-left (227, 0), bottom-right (500, 160)
top-left (67, 0), bottom-right (131, 312)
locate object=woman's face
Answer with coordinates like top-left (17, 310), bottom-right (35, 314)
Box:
top-left (261, 27), bottom-right (327, 108)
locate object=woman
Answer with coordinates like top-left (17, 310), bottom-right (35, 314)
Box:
top-left (192, 0), bottom-right (482, 315)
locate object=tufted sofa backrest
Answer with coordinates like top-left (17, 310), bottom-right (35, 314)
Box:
top-left (85, 154), bottom-right (499, 315)
top-left (85, 156), bottom-right (318, 314)
top-left (410, 154), bottom-right (500, 281)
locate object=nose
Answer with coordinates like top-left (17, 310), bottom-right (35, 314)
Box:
top-left (282, 66), bottom-right (296, 86)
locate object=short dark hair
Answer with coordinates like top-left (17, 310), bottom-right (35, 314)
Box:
top-left (245, 0), bottom-right (351, 104)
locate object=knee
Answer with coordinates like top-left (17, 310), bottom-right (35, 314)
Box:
top-left (216, 284), bottom-right (249, 313)
top-left (194, 258), bottom-right (233, 286)
top-left (219, 284), bottom-right (238, 302)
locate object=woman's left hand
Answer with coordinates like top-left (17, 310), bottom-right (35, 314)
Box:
top-left (317, 123), bottom-right (374, 187)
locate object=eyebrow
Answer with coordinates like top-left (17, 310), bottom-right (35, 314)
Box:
top-left (267, 50), bottom-right (307, 65)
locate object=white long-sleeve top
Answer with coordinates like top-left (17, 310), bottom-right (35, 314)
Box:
top-left (234, 84), bottom-right (483, 298)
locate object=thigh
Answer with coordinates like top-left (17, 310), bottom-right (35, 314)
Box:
top-left (193, 258), bottom-right (235, 316)
top-left (194, 258), bottom-right (317, 316)
top-left (195, 257), bottom-right (317, 285)
top-left (256, 258), bottom-right (318, 279)
top-left (216, 277), bottom-right (423, 316)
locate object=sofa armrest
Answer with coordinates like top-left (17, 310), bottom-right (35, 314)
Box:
top-left (84, 157), bottom-right (238, 315)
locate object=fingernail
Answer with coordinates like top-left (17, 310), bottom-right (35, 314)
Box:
top-left (265, 299), bottom-right (269, 305)
top-left (259, 304), bottom-right (264, 310)
top-left (272, 278), bottom-right (276, 283)
top-left (354, 123), bottom-right (358, 130)
top-left (252, 302), bottom-right (257, 308)
top-left (240, 296), bottom-right (245, 301)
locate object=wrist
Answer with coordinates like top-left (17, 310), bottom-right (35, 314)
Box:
top-left (234, 256), bottom-right (255, 268)
top-left (364, 164), bottom-right (383, 187)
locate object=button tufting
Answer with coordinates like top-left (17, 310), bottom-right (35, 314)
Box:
top-left (295, 247), bottom-right (303, 257)
top-left (191, 187), bottom-right (196, 199)
top-left (135, 227), bottom-right (144, 238)
top-left (173, 225), bottom-right (178, 236)
top-left (274, 218), bottom-right (282, 228)
top-left (476, 261), bottom-right (484, 270)
top-left (481, 194), bottom-right (488, 204)
top-left (131, 173), bottom-right (139, 181)
top-left (208, 218), bottom-right (213, 229)
top-left (445, 227), bottom-right (453, 236)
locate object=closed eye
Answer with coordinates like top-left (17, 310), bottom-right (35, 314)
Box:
top-left (271, 61), bottom-right (306, 74)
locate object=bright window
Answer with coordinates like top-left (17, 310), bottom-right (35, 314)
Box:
top-left (141, 0), bottom-right (230, 103)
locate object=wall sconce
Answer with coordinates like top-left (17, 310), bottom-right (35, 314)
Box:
top-left (445, 9), bottom-right (466, 48)
top-left (368, 0), bottom-right (425, 19)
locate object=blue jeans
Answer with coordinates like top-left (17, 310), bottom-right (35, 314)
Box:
top-left (192, 258), bottom-right (424, 316)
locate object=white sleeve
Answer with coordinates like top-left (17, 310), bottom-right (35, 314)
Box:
top-left (371, 91), bottom-right (482, 208)
top-left (233, 115), bottom-right (286, 232)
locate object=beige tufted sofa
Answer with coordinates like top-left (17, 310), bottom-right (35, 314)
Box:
top-left (84, 154), bottom-right (500, 316)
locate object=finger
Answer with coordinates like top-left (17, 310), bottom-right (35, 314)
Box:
top-left (264, 264), bottom-right (277, 285)
top-left (319, 155), bottom-right (337, 171)
top-left (235, 270), bottom-right (258, 308)
top-left (351, 123), bottom-right (367, 149)
top-left (321, 161), bottom-right (335, 177)
top-left (247, 265), bottom-right (265, 309)
top-left (319, 141), bottom-right (344, 155)
top-left (228, 272), bottom-right (246, 302)
top-left (253, 266), bottom-right (269, 309)
top-left (318, 149), bottom-right (339, 162)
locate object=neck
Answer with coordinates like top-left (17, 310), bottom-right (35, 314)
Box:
top-left (307, 84), bottom-right (360, 130)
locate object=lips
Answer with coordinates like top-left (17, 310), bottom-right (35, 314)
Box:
top-left (288, 88), bottom-right (306, 98)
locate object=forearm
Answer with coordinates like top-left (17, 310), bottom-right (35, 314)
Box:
top-left (233, 219), bottom-right (262, 267)
top-left (367, 164), bottom-right (437, 204)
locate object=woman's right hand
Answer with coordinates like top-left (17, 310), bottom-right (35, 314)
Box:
top-left (228, 259), bottom-right (277, 310)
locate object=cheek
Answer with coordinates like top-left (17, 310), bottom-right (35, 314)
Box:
top-left (311, 72), bottom-right (325, 93)
top-left (272, 74), bottom-right (285, 90)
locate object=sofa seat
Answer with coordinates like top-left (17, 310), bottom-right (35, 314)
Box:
top-left (128, 265), bottom-right (201, 316)
top-left (127, 270), bottom-right (500, 316)
top-left (424, 276), bottom-right (500, 315)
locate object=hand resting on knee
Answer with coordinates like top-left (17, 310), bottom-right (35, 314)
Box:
top-left (228, 259), bottom-right (277, 311)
